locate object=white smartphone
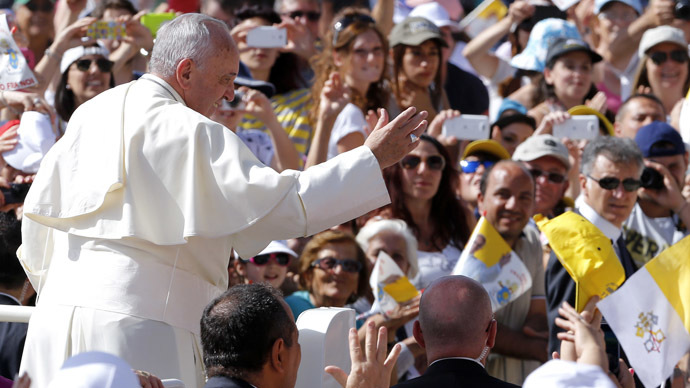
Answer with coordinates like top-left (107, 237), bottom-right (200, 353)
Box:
top-left (246, 26), bottom-right (287, 48)
top-left (553, 115), bottom-right (599, 140)
top-left (442, 115), bottom-right (490, 140)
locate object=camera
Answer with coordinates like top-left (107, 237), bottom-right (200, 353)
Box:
top-left (1, 183), bottom-right (31, 205)
top-left (220, 91), bottom-right (245, 111)
top-left (675, 0), bottom-right (690, 20)
top-left (641, 166), bottom-right (664, 190)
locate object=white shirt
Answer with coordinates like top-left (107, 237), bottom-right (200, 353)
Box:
top-left (328, 103), bottom-right (368, 160)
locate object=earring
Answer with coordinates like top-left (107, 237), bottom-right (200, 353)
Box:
top-left (65, 84), bottom-right (71, 90)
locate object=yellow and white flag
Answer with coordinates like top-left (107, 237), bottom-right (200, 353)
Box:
top-left (597, 236), bottom-right (690, 388)
top-left (369, 251), bottom-right (419, 317)
top-left (458, 0), bottom-right (508, 38)
top-left (535, 212), bottom-right (625, 312)
top-left (452, 216), bottom-right (531, 312)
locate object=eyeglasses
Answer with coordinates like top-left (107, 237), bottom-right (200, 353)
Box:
top-left (400, 155), bottom-right (446, 171)
top-left (529, 168), bottom-right (566, 184)
top-left (649, 50), bottom-right (689, 66)
top-left (587, 175), bottom-right (641, 192)
top-left (459, 160), bottom-right (495, 174)
top-left (332, 13), bottom-right (375, 45)
top-left (283, 10), bottom-right (321, 22)
top-left (242, 253), bottom-right (292, 266)
top-left (311, 257), bottom-right (363, 273)
top-left (25, 1), bottom-right (53, 12)
top-left (74, 58), bottom-right (114, 73)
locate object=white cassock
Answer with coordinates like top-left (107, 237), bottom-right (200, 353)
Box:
top-left (17, 74), bottom-right (390, 388)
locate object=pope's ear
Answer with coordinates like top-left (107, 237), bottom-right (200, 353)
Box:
top-left (176, 58), bottom-right (194, 90)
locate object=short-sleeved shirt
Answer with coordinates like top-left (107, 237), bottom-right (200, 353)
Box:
top-left (328, 103), bottom-right (368, 160)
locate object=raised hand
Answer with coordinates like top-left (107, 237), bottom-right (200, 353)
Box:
top-left (364, 107), bottom-right (428, 169)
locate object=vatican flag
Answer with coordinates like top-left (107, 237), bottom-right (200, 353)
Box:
top-left (452, 216), bottom-right (531, 312)
top-left (597, 236), bottom-right (690, 388)
top-left (535, 212), bottom-right (625, 312)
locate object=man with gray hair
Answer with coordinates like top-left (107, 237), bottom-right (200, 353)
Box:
top-left (18, 13), bottom-right (427, 388)
top-left (545, 136), bottom-right (643, 355)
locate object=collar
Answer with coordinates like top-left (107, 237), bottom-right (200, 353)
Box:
top-left (429, 356), bottom-right (485, 369)
top-left (578, 201), bottom-right (621, 241)
top-left (0, 291), bottom-right (21, 305)
top-left (140, 74), bottom-right (186, 105)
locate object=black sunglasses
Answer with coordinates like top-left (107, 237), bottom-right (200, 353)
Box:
top-left (529, 168), bottom-right (566, 184)
top-left (587, 175), bottom-right (641, 192)
top-left (332, 14), bottom-right (375, 45)
top-left (311, 257), bottom-right (363, 273)
top-left (25, 1), bottom-right (53, 12)
top-left (242, 253), bottom-right (291, 266)
top-left (74, 58), bottom-right (114, 73)
top-left (400, 155), bottom-right (445, 171)
top-left (284, 10), bottom-right (321, 22)
top-left (649, 50), bottom-right (689, 66)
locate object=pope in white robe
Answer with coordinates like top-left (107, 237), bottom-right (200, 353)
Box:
top-left (16, 14), bottom-right (428, 388)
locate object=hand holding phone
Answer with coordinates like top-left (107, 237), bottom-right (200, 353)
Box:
top-left (87, 21), bottom-right (126, 40)
top-left (441, 114), bottom-right (490, 140)
top-left (246, 26), bottom-right (287, 48)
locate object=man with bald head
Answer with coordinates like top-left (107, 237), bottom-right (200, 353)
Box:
top-left (393, 275), bottom-right (519, 388)
top-left (475, 160), bottom-right (548, 385)
top-left (18, 13), bottom-right (427, 388)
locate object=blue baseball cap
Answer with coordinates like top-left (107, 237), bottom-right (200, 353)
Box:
top-left (510, 18), bottom-right (581, 72)
top-left (634, 121), bottom-right (686, 157)
top-left (497, 98), bottom-right (528, 117)
top-left (594, 0), bottom-right (643, 15)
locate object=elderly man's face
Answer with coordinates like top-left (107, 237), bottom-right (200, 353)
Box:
top-left (185, 38), bottom-right (239, 118)
top-left (478, 163), bottom-right (535, 246)
top-left (365, 231), bottom-right (410, 275)
top-left (581, 155), bottom-right (640, 227)
top-left (522, 156), bottom-right (569, 216)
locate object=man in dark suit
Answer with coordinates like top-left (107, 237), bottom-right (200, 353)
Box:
top-left (393, 275), bottom-right (519, 388)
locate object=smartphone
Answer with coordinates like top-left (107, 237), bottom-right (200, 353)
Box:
top-left (246, 26), bottom-right (287, 48)
top-left (86, 21), bottom-right (126, 40)
top-left (140, 12), bottom-right (176, 37)
top-left (601, 322), bottom-right (621, 375)
top-left (220, 90), bottom-right (245, 111)
top-left (1, 182), bottom-right (31, 205)
top-left (553, 115), bottom-right (599, 140)
top-left (442, 115), bottom-right (490, 140)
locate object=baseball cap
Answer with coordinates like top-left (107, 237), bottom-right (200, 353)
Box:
top-left (638, 25), bottom-right (688, 58)
top-left (462, 139), bottom-right (511, 160)
top-left (493, 99), bottom-right (536, 129)
top-left (389, 17), bottom-right (448, 48)
top-left (406, 0), bottom-right (464, 20)
top-left (545, 38), bottom-right (602, 68)
top-left (594, 0), bottom-right (642, 15)
top-left (3, 112), bottom-right (56, 173)
top-left (60, 43), bottom-right (110, 74)
top-left (251, 240), bottom-right (298, 259)
top-left (409, 2), bottom-right (457, 29)
top-left (510, 18), bottom-right (581, 72)
top-left (235, 61), bottom-right (276, 98)
top-left (567, 105), bottom-right (614, 136)
top-left (513, 134), bottom-right (571, 170)
top-left (634, 121), bottom-right (686, 157)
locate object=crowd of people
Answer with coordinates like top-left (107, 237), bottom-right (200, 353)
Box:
top-left (0, 0), bottom-right (689, 387)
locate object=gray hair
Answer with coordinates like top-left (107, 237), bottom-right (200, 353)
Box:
top-left (581, 136), bottom-right (644, 176)
top-left (356, 218), bottom-right (419, 279)
top-left (149, 13), bottom-right (232, 79)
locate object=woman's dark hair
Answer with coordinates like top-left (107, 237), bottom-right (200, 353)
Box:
top-left (391, 39), bottom-right (443, 112)
top-left (310, 7), bottom-right (390, 121)
top-left (55, 55), bottom-right (116, 122)
top-left (381, 134), bottom-right (471, 251)
top-left (235, 5), bottom-right (305, 94)
top-left (91, 0), bottom-right (137, 18)
top-left (542, 53), bottom-right (599, 107)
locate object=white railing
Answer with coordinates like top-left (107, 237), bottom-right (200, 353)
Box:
top-left (0, 304), bottom-right (33, 323)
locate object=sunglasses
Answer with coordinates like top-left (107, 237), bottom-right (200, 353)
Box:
top-left (74, 58), bottom-right (114, 73)
top-left (242, 253), bottom-right (292, 266)
top-left (459, 160), bottom-right (495, 174)
top-left (284, 10), bottom-right (321, 22)
top-left (332, 14), bottom-right (375, 45)
top-left (649, 50), bottom-right (689, 66)
top-left (587, 175), bottom-right (641, 192)
top-left (25, 1), bottom-right (53, 12)
top-left (400, 155), bottom-right (445, 171)
top-left (529, 168), bottom-right (566, 184)
top-left (311, 257), bottom-right (363, 273)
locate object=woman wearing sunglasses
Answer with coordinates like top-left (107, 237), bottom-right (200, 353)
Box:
top-left (284, 230), bottom-right (369, 321)
top-left (377, 135), bottom-right (472, 289)
top-left (55, 44), bottom-right (115, 125)
top-left (632, 26), bottom-right (690, 117)
top-left (235, 241), bottom-right (297, 289)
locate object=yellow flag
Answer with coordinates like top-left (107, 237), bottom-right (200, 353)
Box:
top-left (646, 236), bottom-right (690, 333)
top-left (471, 216), bottom-right (512, 267)
top-left (535, 212), bottom-right (625, 312)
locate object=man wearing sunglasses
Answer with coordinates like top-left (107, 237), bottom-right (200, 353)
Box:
top-left (622, 122), bottom-right (690, 268)
top-left (458, 140), bottom-right (511, 219)
top-left (18, 13), bottom-right (428, 388)
top-left (278, 0), bottom-right (322, 81)
top-left (546, 136), bottom-right (643, 356)
top-left (513, 134), bottom-right (571, 219)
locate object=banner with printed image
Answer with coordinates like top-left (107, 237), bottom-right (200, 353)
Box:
top-left (369, 251), bottom-right (419, 317)
top-left (0, 14), bottom-right (37, 91)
